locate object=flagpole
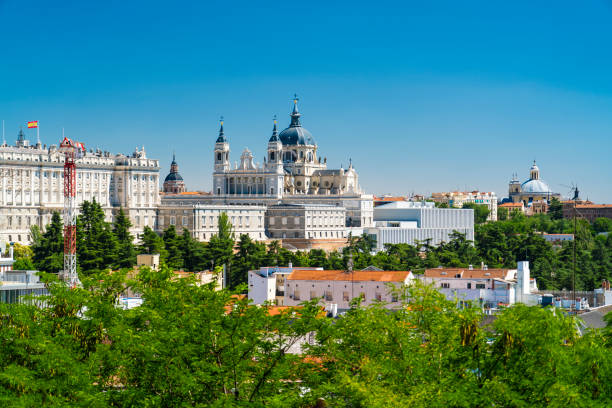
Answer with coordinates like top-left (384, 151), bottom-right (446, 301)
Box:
top-left (37, 121), bottom-right (40, 145)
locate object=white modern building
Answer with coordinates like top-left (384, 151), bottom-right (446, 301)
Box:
top-left (284, 269), bottom-right (414, 310)
top-left (0, 129), bottom-right (160, 247)
top-left (0, 269), bottom-right (48, 304)
top-left (248, 265), bottom-right (323, 306)
top-left (365, 201), bottom-right (474, 250)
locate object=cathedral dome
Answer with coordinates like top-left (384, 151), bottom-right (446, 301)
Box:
top-left (278, 97), bottom-right (316, 146)
top-left (279, 126), bottom-right (315, 146)
top-left (521, 179), bottom-right (552, 194)
top-left (164, 172), bottom-right (183, 182)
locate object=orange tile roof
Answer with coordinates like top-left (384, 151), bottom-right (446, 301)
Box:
top-left (425, 268), bottom-right (510, 279)
top-left (374, 196), bottom-right (408, 201)
top-left (287, 269), bottom-right (412, 282)
top-left (576, 204), bottom-right (612, 209)
top-left (499, 202), bottom-right (523, 208)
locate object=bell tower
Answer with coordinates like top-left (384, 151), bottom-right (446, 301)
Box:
top-left (214, 118), bottom-right (230, 173)
top-left (213, 118), bottom-right (230, 195)
top-left (529, 160), bottom-right (540, 180)
top-left (267, 116), bottom-right (282, 168)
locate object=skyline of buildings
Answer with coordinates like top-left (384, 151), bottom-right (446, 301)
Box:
top-left (1, 97), bottom-right (608, 249)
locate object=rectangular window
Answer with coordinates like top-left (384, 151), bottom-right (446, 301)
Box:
top-left (343, 291), bottom-right (349, 301)
top-left (182, 216), bottom-right (188, 226)
top-left (467, 283), bottom-right (472, 289)
top-left (282, 217), bottom-right (287, 225)
top-left (475, 283), bottom-right (486, 289)
top-left (294, 290), bottom-right (300, 301)
top-left (270, 217), bottom-right (275, 225)
top-left (391, 294), bottom-right (398, 303)
top-left (375, 292), bottom-right (382, 301)
top-left (310, 290), bottom-right (317, 300)
top-left (324, 291), bottom-right (333, 301)
top-left (441, 283), bottom-right (450, 289)
top-left (170, 216), bottom-right (176, 225)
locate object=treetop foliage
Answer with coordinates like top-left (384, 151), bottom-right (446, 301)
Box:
top-left (0, 271), bottom-right (611, 406)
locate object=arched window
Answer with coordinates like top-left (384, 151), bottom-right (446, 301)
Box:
top-left (270, 151), bottom-right (275, 161)
top-left (217, 153), bottom-right (221, 161)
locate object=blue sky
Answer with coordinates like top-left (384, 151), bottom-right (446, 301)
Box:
top-left (1, 1), bottom-right (612, 201)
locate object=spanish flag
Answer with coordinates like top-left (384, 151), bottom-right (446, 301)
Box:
top-left (27, 121), bottom-right (38, 129)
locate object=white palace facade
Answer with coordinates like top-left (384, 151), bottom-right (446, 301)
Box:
top-left (0, 129), bottom-right (160, 246)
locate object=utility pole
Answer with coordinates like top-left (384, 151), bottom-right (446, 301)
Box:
top-left (572, 191), bottom-right (577, 314)
top-left (59, 136), bottom-right (85, 287)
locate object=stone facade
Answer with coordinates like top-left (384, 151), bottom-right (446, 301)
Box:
top-left (265, 203), bottom-right (347, 240)
top-left (0, 130), bottom-right (159, 246)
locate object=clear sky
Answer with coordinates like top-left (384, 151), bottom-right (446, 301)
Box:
top-left (1, 0), bottom-right (612, 201)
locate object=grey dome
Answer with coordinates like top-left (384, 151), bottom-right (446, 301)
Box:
top-left (279, 126), bottom-right (315, 145)
top-left (164, 172), bottom-right (183, 182)
top-left (279, 97), bottom-right (316, 146)
top-left (521, 179), bottom-right (552, 194)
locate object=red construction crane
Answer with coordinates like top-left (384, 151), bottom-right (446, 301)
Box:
top-left (59, 136), bottom-right (85, 287)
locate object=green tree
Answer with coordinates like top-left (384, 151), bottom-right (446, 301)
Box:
top-left (208, 212), bottom-right (235, 273)
top-left (138, 226), bottom-right (167, 259)
top-left (231, 234), bottom-right (267, 287)
top-left (462, 202), bottom-right (491, 224)
top-left (77, 199), bottom-right (118, 274)
top-left (112, 208), bottom-right (136, 269)
top-left (549, 197), bottom-right (563, 220)
top-left (31, 212), bottom-right (64, 274)
top-left (593, 217), bottom-right (612, 233)
top-left (498, 206), bottom-right (508, 221)
top-left (162, 225), bottom-right (183, 270)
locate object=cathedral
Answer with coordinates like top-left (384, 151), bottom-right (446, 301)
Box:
top-left (507, 161), bottom-right (561, 205)
top-left (212, 97), bottom-right (361, 198)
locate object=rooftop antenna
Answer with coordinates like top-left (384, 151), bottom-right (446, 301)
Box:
top-left (1, 120), bottom-right (5, 145)
top-left (561, 182), bottom-right (580, 314)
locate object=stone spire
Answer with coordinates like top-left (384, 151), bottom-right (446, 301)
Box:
top-left (216, 116), bottom-right (227, 143)
top-left (269, 115), bottom-right (279, 142)
top-left (289, 94), bottom-right (302, 127)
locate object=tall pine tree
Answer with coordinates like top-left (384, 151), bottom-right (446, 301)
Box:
top-left (162, 225), bottom-right (183, 270)
top-left (31, 212), bottom-right (64, 273)
top-left (77, 199), bottom-right (118, 274)
top-left (113, 208), bottom-right (136, 269)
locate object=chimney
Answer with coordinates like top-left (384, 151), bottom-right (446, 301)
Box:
top-left (517, 261), bottom-right (531, 300)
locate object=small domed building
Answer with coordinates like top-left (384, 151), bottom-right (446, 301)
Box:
top-left (507, 161), bottom-right (560, 205)
top-left (163, 153), bottom-right (186, 194)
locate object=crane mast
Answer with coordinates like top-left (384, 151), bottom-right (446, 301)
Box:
top-left (59, 137), bottom-right (85, 287)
